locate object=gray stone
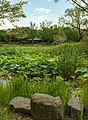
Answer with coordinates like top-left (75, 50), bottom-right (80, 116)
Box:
top-left (31, 93), bottom-right (64, 120)
top-left (68, 95), bottom-right (84, 111)
top-left (68, 95), bottom-right (84, 120)
top-left (54, 97), bottom-right (64, 120)
top-left (9, 96), bottom-right (31, 114)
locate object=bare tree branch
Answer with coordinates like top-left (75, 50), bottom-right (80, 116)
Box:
top-left (54, 0), bottom-right (88, 13)
top-left (72, 0), bottom-right (88, 13)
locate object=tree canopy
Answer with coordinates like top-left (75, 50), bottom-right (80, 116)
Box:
top-left (58, 7), bottom-right (88, 41)
top-left (0, 0), bottom-right (27, 25)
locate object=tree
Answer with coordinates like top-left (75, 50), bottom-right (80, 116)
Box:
top-left (63, 27), bottom-right (80, 42)
top-left (29, 22), bottom-right (37, 44)
top-left (10, 27), bottom-right (30, 42)
top-left (39, 21), bottom-right (54, 44)
top-left (58, 7), bottom-right (88, 41)
top-left (0, 30), bottom-right (10, 43)
top-left (0, 0), bottom-right (27, 26)
top-left (54, 0), bottom-right (88, 13)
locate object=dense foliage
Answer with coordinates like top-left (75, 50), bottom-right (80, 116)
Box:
top-left (0, 0), bottom-right (26, 23)
top-left (0, 43), bottom-right (88, 119)
top-left (0, 43), bottom-right (87, 79)
top-left (0, 25), bottom-right (87, 44)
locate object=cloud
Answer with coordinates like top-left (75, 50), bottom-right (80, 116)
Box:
top-left (34, 7), bottom-right (51, 14)
top-left (26, 15), bottom-right (47, 22)
top-left (16, 15), bottom-right (48, 27)
top-left (0, 18), bottom-right (14, 29)
top-left (48, 0), bottom-right (52, 2)
top-left (33, 15), bottom-right (47, 21)
top-left (0, 18), bottom-right (26, 30)
top-left (28, 1), bottom-right (31, 4)
top-left (51, 21), bottom-right (58, 26)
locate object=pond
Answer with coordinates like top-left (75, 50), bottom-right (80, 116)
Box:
top-left (0, 74), bottom-right (11, 85)
top-left (0, 79), bottom-right (9, 85)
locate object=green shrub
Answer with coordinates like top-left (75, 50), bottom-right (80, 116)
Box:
top-left (64, 27), bottom-right (80, 42)
top-left (81, 79), bottom-right (88, 109)
top-left (53, 34), bottom-right (67, 45)
top-left (0, 30), bottom-right (11, 43)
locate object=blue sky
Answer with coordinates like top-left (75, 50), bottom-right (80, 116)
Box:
top-left (19, 0), bottom-right (74, 27)
top-left (0, 0), bottom-right (74, 29)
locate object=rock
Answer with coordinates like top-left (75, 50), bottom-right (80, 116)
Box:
top-left (31, 93), bottom-right (64, 120)
top-left (9, 96), bottom-right (31, 114)
top-left (68, 95), bottom-right (84, 120)
top-left (68, 95), bottom-right (84, 111)
top-left (54, 97), bottom-right (64, 120)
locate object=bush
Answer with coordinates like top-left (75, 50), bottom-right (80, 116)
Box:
top-left (64, 27), bottom-right (80, 42)
top-left (82, 31), bottom-right (88, 44)
top-left (53, 34), bottom-right (67, 44)
top-left (0, 30), bottom-right (11, 43)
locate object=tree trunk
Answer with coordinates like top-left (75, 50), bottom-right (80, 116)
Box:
top-left (77, 24), bottom-right (83, 42)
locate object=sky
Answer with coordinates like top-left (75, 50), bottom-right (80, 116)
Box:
top-left (0, 0), bottom-right (74, 29)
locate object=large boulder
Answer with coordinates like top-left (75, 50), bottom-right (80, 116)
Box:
top-left (31, 93), bottom-right (64, 120)
top-left (67, 95), bottom-right (84, 120)
top-left (9, 96), bottom-right (31, 114)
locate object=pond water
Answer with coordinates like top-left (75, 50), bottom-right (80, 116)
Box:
top-left (0, 79), bottom-right (8, 85)
top-left (0, 74), bottom-right (11, 85)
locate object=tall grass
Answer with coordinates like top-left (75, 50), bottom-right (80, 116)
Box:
top-left (0, 75), bottom-right (70, 107)
top-left (0, 107), bottom-right (21, 120)
top-left (80, 79), bottom-right (88, 120)
top-left (81, 79), bottom-right (88, 109)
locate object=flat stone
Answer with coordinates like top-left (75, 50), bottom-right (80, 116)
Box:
top-left (9, 96), bottom-right (31, 114)
top-left (67, 95), bottom-right (84, 120)
top-left (68, 95), bottom-right (84, 111)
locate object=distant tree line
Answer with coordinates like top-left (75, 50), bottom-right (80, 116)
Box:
top-left (0, 6), bottom-right (88, 45)
top-left (0, 25), bottom-right (87, 45)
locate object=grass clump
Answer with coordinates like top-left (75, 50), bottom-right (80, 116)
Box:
top-left (0, 75), bottom-right (70, 107)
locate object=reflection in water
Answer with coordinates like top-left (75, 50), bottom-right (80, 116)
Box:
top-left (0, 74), bottom-right (11, 85)
top-left (0, 79), bottom-right (8, 85)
